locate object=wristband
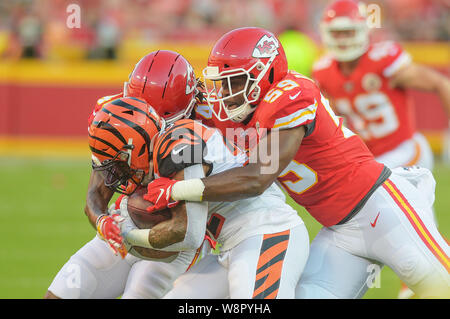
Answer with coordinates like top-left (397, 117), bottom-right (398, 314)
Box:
top-left (126, 229), bottom-right (153, 248)
top-left (171, 178), bottom-right (205, 202)
top-left (96, 214), bottom-right (108, 238)
top-left (96, 214), bottom-right (107, 224)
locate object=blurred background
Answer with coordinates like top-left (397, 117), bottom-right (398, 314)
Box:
top-left (0, 0), bottom-right (448, 299)
top-left (0, 0), bottom-right (448, 156)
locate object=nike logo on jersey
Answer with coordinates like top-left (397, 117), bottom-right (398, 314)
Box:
top-left (370, 212), bottom-right (381, 228)
top-left (156, 188), bottom-right (165, 204)
top-left (172, 144), bottom-right (188, 156)
top-left (289, 90), bottom-right (302, 100)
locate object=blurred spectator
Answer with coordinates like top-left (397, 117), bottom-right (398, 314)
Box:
top-left (383, 0), bottom-right (450, 41)
top-left (86, 1), bottom-right (123, 59)
top-left (2, 1), bottom-right (44, 59)
top-left (16, 12), bottom-right (44, 58)
top-left (0, 0), bottom-right (448, 61)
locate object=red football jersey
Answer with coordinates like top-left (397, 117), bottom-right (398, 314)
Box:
top-left (312, 41), bottom-right (415, 157)
top-left (200, 71), bottom-right (386, 226)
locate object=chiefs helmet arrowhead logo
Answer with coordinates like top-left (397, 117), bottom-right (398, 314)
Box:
top-left (252, 35), bottom-right (279, 58)
top-left (185, 63), bottom-right (196, 95)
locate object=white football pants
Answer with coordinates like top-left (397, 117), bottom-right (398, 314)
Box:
top-left (47, 236), bottom-right (199, 299)
top-left (296, 168), bottom-right (449, 299)
top-left (376, 132), bottom-right (433, 171)
top-left (164, 223), bottom-right (309, 299)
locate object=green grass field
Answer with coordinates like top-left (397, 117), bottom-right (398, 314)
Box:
top-left (0, 156), bottom-right (449, 299)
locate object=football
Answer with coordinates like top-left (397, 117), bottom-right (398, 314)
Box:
top-left (125, 186), bottom-right (185, 260)
top-left (127, 187), bottom-right (173, 229)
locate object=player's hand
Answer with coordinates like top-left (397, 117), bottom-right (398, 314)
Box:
top-left (143, 177), bottom-right (180, 213)
top-left (96, 214), bottom-right (128, 258)
top-left (116, 197), bottom-right (137, 247)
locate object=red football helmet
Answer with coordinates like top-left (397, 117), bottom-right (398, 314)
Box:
top-left (88, 96), bottom-right (163, 195)
top-left (320, 0), bottom-right (369, 62)
top-left (203, 27), bottom-right (288, 122)
top-left (124, 50), bottom-right (198, 124)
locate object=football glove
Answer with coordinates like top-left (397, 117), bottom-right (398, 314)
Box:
top-left (96, 214), bottom-right (128, 259)
top-left (143, 177), bottom-right (180, 213)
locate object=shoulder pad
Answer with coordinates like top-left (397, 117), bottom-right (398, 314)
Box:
top-left (256, 74), bottom-right (319, 130)
top-left (153, 119), bottom-right (215, 177)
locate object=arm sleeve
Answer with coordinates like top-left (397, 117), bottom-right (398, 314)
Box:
top-left (156, 164), bottom-right (208, 251)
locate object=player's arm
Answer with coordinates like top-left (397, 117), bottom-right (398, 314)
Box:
top-left (147, 125), bottom-right (305, 204)
top-left (85, 169), bottom-right (127, 258)
top-left (85, 169), bottom-right (114, 229)
top-left (390, 63), bottom-right (450, 117)
top-left (84, 93), bottom-right (123, 228)
top-left (201, 126), bottom-right (305, 201)
top-left (125, 164), bottom-right (209, 251)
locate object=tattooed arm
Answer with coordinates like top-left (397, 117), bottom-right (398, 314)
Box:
top-left (125, 164), bottom-right (209, 251)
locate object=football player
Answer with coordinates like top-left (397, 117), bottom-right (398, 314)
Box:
top-left (314, 0), bottom-right (450, 171)
top-left (45, 97), bottom-right (207, 299)
top-left (47, 50), bottom-right (308, 299)
top-left (313, 0), bottom-right (450, 298)
top-left (144, 27), bottom-right (450, 298)
top-left (49, 101), bottom-right (308, 300)
top-left (45, 97), bottom-right (216, 299)
top-left (46, 51), bottom-right (212, 299)
top-left (87, 50), bottom-right (200, 128)
top-left (119, 118), bottom-right (309, 299)
top-left (84, 50), bottom-right (203, 256)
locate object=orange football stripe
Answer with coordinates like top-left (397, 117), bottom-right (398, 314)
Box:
top-left (185, 246), bottom-right (202, 272)
top-left (253, 260), bottom-right (284, 298)
top-left (252, 230), bottom-right (290, 299)
top-left (264, 229), bottom-right (290, 239)
top-left (264, 290), bottom-right (279, 300)
top-left (405, 140), bottom-right (421, 166)
top-left (383, 179), bottom-right (450, 273)
top-left (255, 241), bottom-right (290, 277)
top-left (254, 257), bottom-right (284, 282)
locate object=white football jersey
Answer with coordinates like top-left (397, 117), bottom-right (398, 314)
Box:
top-left (153, 119), bottom-right (303, 252)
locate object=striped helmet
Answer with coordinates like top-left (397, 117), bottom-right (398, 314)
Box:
top-left (88, 96), bottom-right (163, 194)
